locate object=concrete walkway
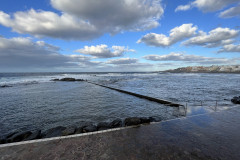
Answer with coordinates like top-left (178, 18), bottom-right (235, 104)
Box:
top-left (0, 107), bottom-right (240, 160)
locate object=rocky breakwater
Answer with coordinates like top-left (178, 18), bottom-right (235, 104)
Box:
top-left (231, 96), bottom-right (240, 104)
top-left (51, 78), bottom-right (86, 82)
top-left (0, 116), bottom-right (163, 145)
top-left (0, 85), bottom-right (12, 88)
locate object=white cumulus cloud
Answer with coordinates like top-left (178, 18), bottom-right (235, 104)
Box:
top-left (192, 0), bottom-right (239, 12)
top-left (106, 58), bottom-right (138, 64)
top-left (0, 0), bottom-right (164, 40)
top-left (75, 45), bottom-right (135, 58)
top-left (175, 0), bottom-right (239, 14)
top-left (137, 24), bottom-right (197, 47)
top-left (0, 10), bottom-right (101, 40)
top-left (183, 27), bottom-right (239, 48)
top-left (0, 36), bottom-right (95, 69)
top-left (218, 44), bottom-right (240, 53)
top-left (219, 5), bottom-right (240, 18)
top-left (175, 4), bottom-right (192, 12)
top-left (144, 52), bottom-right (235, 64)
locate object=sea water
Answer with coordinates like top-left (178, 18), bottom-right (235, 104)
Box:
top-left (0, 72), bottom-right (239, 135)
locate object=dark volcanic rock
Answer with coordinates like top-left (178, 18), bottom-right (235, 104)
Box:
top-left (0, 85), bottom-right (12, 88)
top-left (75, 127), bottom-right (83, 134)
top-left (0, 137), bottom-right (6, 144)
top-left (5, 132), bottom-right (18, 139)
top-left (109, 119), bottom-right (122, 128)
top-left (23, 130), bottom-right (41, 141)
top-left (51, 78), bottom-right (59, 81)
top-left (83, 125), bottom-right (97, 133)
top-left (140, 117), bottom-right (151, 124)
top-left (76, 79), bottom-right (85, 81)
top-left (78, 122), bottom-right (93, 128)
top-left (231, 96), bottom-right (240, 104)
top-left (60, 78), bottom-right (76, 81)
top-left (97, 122), bottom-right (111, 131)
top-left (62, 126), bottom-right (76, 136)
top-left (124, 117), bottom-right (141, 126)
top-left (149, 116), bottom-right (162, 122)
top-left (42, 126), bottom-right (66, 138)
top-left (7, 131), bottom-right (32, 143)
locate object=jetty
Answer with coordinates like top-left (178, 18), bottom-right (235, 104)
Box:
top-left (87, 81), bottom-right (183, 107)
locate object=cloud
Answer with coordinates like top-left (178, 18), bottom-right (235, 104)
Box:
top-left (175, 5), bottom-right (192, 12)
top-left (218, 44), bottom-right (240, 53)
top-left (137, 24), bottom-right (197, 47)
top-left (0, 0), bottom-right (164, 40)
top-left (0, 36), bottom-right (94, 69)
top-left (0, 10), bottom-right (101, 40)
top-left (75, 45), bottom-right (135, 58)
top-left (219, 5), bottom-right (240, 18)
top-left (175, 0), bottom-right (239, 13)
top-left (183, 27), bottom-right (239, 48)
top-left (51, 0), bottom-right (163, 33)
top-left (144, 52), bottom-right (235, 64)
top-left (105, 58), bottom-right (138, 64)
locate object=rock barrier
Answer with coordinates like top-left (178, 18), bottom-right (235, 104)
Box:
top-left (0, 116), bottom-right (162, 145)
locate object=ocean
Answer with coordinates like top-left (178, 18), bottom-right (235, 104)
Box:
top-left (0, 72), bottom-right (239, 136)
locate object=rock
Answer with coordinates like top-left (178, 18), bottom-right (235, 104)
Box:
top-left (51, 78), bottom-right (59, 81)
top-left (76, 79), bottom-right (85, 81)
top-left (124, 117), bottom-right (141, 126)
top-left (82, 125), bottom-right (97, 133)
top-left (60, 78), bottom-right (76, 81)
top-left (149, 116), bottom-right (162, 122)
top-left (109, 119), bottom-right (122, 128)
top-left (77, 122), bottom-right (93, 128)
top-left (1, 131), bottom-right (18, 144)
top-left (7, 131), bottom-right (32, 143)
top-left (0, 85), bottom-right (12, 88)
top-left (23, 130), bottom-right (41, 141)
top-left (75, 127), bottom-right (83, 134)
top-left (62, 126), bottom-right (76, 136)
top-left (0, 137), bottom-right (6, 144)
top-left (231, 96), bottom-right (240, 104)
top-left (5, 132), bottom-right (18, 139)
top-left (97, 122), bottom-right (111, 131)
top-left (42, 126), bottom-right (66, 138)
top-left (140, 117), bottom-right (151, 124)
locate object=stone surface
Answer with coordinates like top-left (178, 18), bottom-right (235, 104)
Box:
top-left (0, 85), bottom-right (12, 88)
top-left (6, 131), bottom-right (32, 143)
top-left (60, 78), bottom-right (76, 81)
top-left (0, 137), bottom-right (5, 144)
top-left (140, 117), bottom-right (151, 124)
top-left (42, 126), bottom-right (66, 138)
top-left (124, 117), bottom-right (141, 126)
top-left (231, 96), bottom-right (240, 104)
top-left (1, 107), bottom-right (240, 160)
top-left (97, 122), bottom-right (111, 131)
top-left (109, 119), bottom-right (122, 128)
top-left (75, 127), bottom-right (83, 134)
top-left (82, 125), bottom-right (97, 133)
top-left (62, 127), bottom-right (76, 136)
top-left (149, 116), bottom-right (162, 122)
top-left (24, 130), bottom-right (41, 141)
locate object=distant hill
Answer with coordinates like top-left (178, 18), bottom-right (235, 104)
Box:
top-left (165, 65), bottom-right (240, 73)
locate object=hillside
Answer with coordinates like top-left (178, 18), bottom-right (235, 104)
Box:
top-left (165, 65), bottom-right (240, 73)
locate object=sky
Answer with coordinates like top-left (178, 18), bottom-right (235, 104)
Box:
top-left (0, 0), bottom-right (240, 72)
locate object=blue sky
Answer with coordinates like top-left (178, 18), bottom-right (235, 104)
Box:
top-left (0, 0), bottom-right (240, 72)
